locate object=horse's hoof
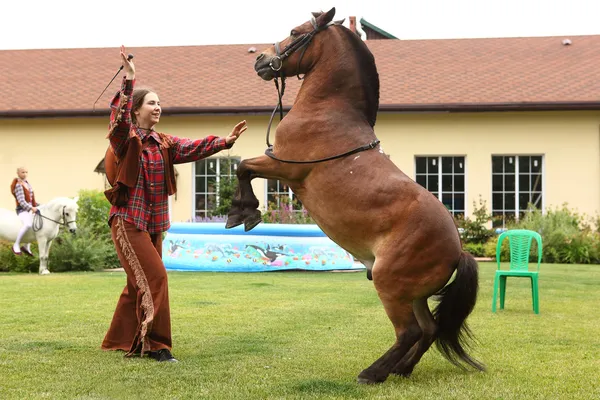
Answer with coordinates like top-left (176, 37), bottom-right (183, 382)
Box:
top-left (243, 211), bottom-right (262, 232)
top-left (357, 369), bottom-right (387, 385)
top-left (225, 215), bottom-right (244, 229)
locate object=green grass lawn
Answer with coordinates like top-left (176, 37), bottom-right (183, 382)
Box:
top-left (1, 262), bottom-right (599, 399)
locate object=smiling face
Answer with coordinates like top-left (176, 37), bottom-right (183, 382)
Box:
top-left (133, 91), bottom-right (161, 129)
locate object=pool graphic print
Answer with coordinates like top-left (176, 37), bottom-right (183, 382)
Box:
top-left (162, 223), bottom-right (360, 272)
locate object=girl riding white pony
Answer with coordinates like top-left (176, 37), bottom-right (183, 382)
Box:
top-left (0, 196), bottom-right (79, 275)
top-left (10, 167), bottom-right (39, 256)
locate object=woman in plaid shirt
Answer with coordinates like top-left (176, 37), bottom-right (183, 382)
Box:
top-left (101, 46), bottom-right (247, 362)
top-left (10, 166), bottom-right (39, 256)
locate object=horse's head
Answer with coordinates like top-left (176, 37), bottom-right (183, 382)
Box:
top-left (62, 197), bottom-right (79, 234)
top-left (44, 197), bottom-right (79, 234)
top-left (254, 7), bottom-right (341, 81)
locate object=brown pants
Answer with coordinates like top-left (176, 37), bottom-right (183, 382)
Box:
top-left (101, 217), bottom-right (172, 356)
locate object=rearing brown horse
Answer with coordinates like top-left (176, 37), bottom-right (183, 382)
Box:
top-left (226, 7), bottom-right (485, 384)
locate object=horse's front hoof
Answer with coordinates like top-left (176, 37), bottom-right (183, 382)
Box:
top-left (225, 214), bottom-right (244, 229)
top-left (357, 368), bottom-right (388, 385)
top-left (243, 210), bottom-right (262, 232)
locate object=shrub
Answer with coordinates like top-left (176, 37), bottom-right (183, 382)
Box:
top-left (463, 242), bottom-right (485, 257)
top-left (455, 197), bottom-right (495, 244)
top-left (262, 196), bottom-right (315, 224)
top-left (77, 189), bottom-right (112, 242)
top-left (209, 164), bottom-right (237, 217)
top-left (508, 204), bottom-right (600, 264)
top-left (48, 226), bottom-right (115, 272)
top-left (482, 235), bottom-right (511, 262)
top-left (74, 189), bottom-right (120, 269)
top-left (0, 240), bottom-right (40, 273)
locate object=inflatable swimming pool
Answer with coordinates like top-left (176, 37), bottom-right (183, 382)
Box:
top-left (162, 223), bottom-right (361, 272)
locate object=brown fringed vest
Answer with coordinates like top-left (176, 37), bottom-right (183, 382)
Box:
top-left (10, 178), bottom-right (36, 209)
top-left (104, 131), bottom-right (177, 207)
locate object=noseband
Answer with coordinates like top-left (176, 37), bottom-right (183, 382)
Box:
top-left (264, 17), bottom-right (381, 164)
top-left (32, 206), bottom-right (77, 232)
top-left (269, 17), bottom-right (325, 76)
top-left (266, 17), bottom-right (329, 149)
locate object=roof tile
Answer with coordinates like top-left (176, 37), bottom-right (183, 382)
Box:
top-left (1, 35), bottom-right (599, 113)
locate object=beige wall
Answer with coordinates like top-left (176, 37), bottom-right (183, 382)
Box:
top-left (0, 115), bottom-right (272, 222)
top-left (1, 110), bottom-right (599, 222)
top-left (377, 110), bottom-right (600, 218)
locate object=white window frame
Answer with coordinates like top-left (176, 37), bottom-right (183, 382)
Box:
top-left (414, 155), bottom-right (467, 217)
top-left (491, 154), bottom-right (545, 227)
top-left (192, 157), bottom-right (240, 219)
top-left (263, 179), bottom-right (303, 211)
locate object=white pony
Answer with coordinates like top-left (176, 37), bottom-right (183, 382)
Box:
top-left (0, 197), bottom-right (79, 275)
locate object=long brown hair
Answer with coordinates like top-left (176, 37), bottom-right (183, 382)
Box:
top-left (131, 88), bottom-right (172, 146)
top-left (131, 88), bottom-right (154, 125)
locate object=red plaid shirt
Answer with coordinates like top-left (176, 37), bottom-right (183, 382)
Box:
top-left (108, 77), bottom-right (232, 234)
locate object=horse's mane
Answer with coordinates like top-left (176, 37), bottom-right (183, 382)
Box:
top-left (338, 27), bottom-right (380, 128)
top-left (42, 197), bottom-right (78, 212)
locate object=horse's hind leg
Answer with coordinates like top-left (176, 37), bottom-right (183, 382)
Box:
top-left (391, 297), bottom-right (437, 377)
top-left (357, 292), bottom-right (422, 384)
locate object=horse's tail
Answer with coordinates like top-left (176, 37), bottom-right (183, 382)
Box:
top-left (433, 251), bottom-right (485, 371)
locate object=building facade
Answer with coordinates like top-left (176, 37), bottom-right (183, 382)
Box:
top-left (2, 34), bottom-right (599, 225)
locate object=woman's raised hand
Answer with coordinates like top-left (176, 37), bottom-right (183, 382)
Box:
top-left (120, 45), bottom-right (135, 79)
top-left (226, 120), bottom-right (248, 145)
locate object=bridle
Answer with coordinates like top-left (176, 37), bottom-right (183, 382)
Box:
top-left (265, 16), bottom-right (329, 148)
top-left (32, 206), bottom-right (77, 233)
top-left (264, 16), bottom-right (380, 164)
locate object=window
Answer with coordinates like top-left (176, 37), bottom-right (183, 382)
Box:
top-left (265, 179), bottom-right (303, 211)
top-left (415, 156), bottom-right (465, 217)
top-left (194, 157), bottom-right (240, 218)
top-left (492, 155), bottom-right (543, 227)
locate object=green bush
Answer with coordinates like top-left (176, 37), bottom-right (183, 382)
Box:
top-left (459, 202), bottom-right (599, 265)
top-left (508, 204), bottom-right (600, 264)
top-left (455, 197), bottom-right (495, 244)
top-left (48, 226), bottom-right (115, 272)
top-left (77, 189), bottom-right (111, 238)
top-left (0, 241), bottom-right (40, 273)
top-left (75, 189), bottom-right (120, 269)
top-left (463, 242), bottom-right (485, 257)
top-left (481, 235), bottom-right (511, 261)
top-left (210, 169), bottom-right (237, 218)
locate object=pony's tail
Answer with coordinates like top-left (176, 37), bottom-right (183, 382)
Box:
top-left (433, 251), bottom-right (485, 371)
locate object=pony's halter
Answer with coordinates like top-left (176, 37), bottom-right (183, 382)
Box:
top-left (266, 17), bottom-right (337, 148)
top-left (32, 206), bottom-right (77, 232)
top-left (61, 206), bottom-right (77, 228)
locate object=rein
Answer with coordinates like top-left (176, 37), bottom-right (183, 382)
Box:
top-left (265, 140), bottom-right (380, 164)
top-left (264, 16), bottom-right (380, 164)
top-left (32, 206), bottom-right (77, 233)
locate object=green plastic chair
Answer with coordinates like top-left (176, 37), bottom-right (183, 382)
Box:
top-left (492, 229), bottom-right (542, 314)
